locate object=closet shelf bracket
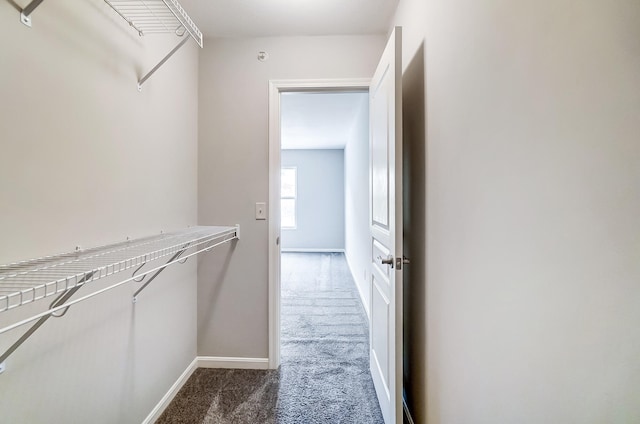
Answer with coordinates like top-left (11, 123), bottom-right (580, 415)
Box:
top-left (20, 0), bottom-right (45, 27)
top-left (130, 223), bottom-right (240, 299)
top-left (103, 0), bottom-right (204, 90)
top-left (0, 225), bottom-right (239, 373)
top-left (138, 36), bottom-right (190, 91)
top-left (0, 271), bottom-right (95, 371)
top-left (132, 243), bottom-right (188, 302)
top-left (19, 0), bottom-right (204, 89)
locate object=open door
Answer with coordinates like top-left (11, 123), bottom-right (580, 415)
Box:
top-left (369, 27), bottom-right (403, 424)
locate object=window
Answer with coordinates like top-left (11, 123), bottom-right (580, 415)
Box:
top-left (281, 167), bottom-right (297, 229)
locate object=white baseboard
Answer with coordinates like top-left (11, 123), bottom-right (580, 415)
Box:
top-left (403, 396), bottom-right (416, 424)
top-left (142, 357), bottom-right (198, 424)
top-left (345, 254), bottom-right (370, 320)
top-left (281, 248), bottom-right (345, 253)
top-left (198, 356), bottom-right (270, 369)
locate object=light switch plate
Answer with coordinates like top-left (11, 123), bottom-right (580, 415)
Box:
top-left (255, 202), bottom-right (267, 220)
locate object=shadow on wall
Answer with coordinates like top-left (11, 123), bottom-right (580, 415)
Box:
top-left (402, 40), bottom-right (427, 423)
top-left (197, 241), bottom-right (237, 334)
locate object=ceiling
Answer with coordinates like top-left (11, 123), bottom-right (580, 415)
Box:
top-left (179, 0), bottom-right (398, 37)
top-left (281, 92), bottom-right (368, 150)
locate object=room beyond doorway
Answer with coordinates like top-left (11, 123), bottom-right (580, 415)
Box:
top-left (279, 91), bottom-right (368, 255)
top-left (278, 88), bottom-right (372, 347)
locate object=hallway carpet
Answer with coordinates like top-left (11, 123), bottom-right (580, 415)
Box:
top-left (157, 252), bottom-right (383, 423)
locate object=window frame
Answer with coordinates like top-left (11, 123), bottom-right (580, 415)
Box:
top-left (280, 166), bottom-right (297, 230)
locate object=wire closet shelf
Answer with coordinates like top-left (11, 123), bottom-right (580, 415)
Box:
top-left (19, 0), bottom-right (203, 89)
top-left (103, 0), bottom-right (203, 46)
top-left (103, 0), bottom-right (204, 89)
top-left (0, 226), bottom-right (238, 335)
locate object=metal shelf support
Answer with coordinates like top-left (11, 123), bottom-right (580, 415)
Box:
top-left (132, 244), bottom-right (188, 301)
top-left (104, 0), bottom-right (204, 90)
top-left (138, 36), bottom-right (190, 91)
top-left (0, 272), bottom-right (94, 372)
top-left (20, 0), bottom-right (45, 27)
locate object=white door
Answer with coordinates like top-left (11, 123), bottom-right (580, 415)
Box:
top-left (369, 27), bottom-right (403, 424)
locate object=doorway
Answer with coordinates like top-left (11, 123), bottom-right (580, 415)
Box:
top-left (267, 79), bottom-right (371, 368)
top-left (268, 81), bottom-right (382, 421)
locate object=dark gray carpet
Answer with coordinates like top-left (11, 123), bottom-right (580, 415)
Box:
top-left (156, 368), bottom-right (280, 424)
top-left (157, 252), bottom-right (383, 423)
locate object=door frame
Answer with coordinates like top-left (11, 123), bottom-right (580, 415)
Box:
top-left (268, 78), bottom-right (371, 369)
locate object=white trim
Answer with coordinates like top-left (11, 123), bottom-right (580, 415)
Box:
top-left (268, 80), bottom-right (282, 369)
top-left (198, 356), bottom-right (270, 369)
top-left (403, 397), bottom-right (416, 424)
top-left (269, 78), bottom-right (371, 371)
top-left (281, 248), bottom-right (345, 253)
top-left (345, 253), bottom-right (370, 319)
top-left (141, 358), bottom-right (198, 424)
top-left (269, 78), bottom-right (371, 92)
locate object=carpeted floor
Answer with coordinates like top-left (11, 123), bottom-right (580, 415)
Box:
top-left (157, 252), bottom-right (384, 424)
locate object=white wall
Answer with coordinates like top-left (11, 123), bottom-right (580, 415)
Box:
top-left (197, 35), bottom-right (385, 358)
top-left (281, 149), bottom-right (345, 251)
top-left (0, 1), bottom-right (199, 422)
top-left (392, 0), bottom-right (640, 422)
top-left (344, 96), bottom-right (371, 317)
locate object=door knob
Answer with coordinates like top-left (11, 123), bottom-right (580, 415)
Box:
top-left (377, 255), bottom-right (394, 267)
